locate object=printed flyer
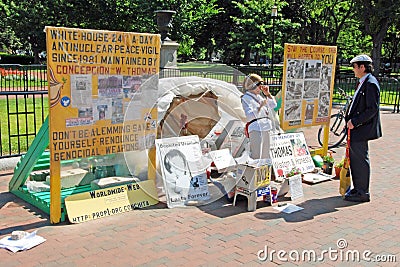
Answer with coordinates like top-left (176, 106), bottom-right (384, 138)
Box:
top-left (155, 135), bottom-right (210, 208)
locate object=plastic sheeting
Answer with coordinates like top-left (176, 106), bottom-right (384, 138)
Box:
top-left (157, 76), bottom-right (246, 125)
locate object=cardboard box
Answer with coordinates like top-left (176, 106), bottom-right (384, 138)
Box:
top-left (236, 164), bottom-right (271, 192)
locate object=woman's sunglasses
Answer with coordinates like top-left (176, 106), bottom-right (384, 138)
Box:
top-left (256, 81), bottom-right (266, 86)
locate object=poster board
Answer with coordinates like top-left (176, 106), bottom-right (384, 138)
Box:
top-left (281, 43), bottom-right (337, 130)
top-left (269, 132), bottom-right (314, 180)
top-left (155, 135), bottom-right (210, 208)
top-left (65, 180), bottom-right (158, 223)
top-left (45, 26), bottom-right (160, 222)
top-left (46, 26), bottom-right (160, 161)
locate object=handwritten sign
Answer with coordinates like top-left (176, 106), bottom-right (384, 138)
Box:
top-left (269, 132), bottom-right (314, 180)
top-left (46, 26), bottom-right (161, 162)
top-left (208, 148), bottom-right (236, 171)
top-left (65, 180), bottom-right (158, 223)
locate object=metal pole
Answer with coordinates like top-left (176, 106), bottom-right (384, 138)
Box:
top-left (271, 5), bottom-right (277, 76)
top-left (271, 17), bottom-right (275, 73)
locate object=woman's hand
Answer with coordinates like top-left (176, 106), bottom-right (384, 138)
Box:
top-left (258, 99), bottom-right (268, 112)
top-left (260, 85), bottom-right (272, 98)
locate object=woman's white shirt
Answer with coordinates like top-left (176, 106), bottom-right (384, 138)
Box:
top-left (241, 92), bottom-right (277, 133)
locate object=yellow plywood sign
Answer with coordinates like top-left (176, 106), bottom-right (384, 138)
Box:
top-left (45, 26), bottom-right (161, 223)
top-left (65, 180), bottom-right (159, 223)
top-left (46, 26), bottom-right (160, 162)
top-left (281, 43), bottom-right (337, 130)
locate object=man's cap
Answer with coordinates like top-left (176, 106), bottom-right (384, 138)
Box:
top-left (243, 73), bottom-right (264, 91)
top-left (350, 54), bottom-right (372, 64)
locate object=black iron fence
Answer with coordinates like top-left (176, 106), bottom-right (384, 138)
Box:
top-left (0, 64), bottom-right (399, 158)
top-left (0, 90), bottom-right (48, 158)
top-left (0, 64), bottom-right (47, 91)
top-left (335, 73), bottom-right (400, 108)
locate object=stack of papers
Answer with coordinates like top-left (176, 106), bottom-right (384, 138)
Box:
top-left (0, 231), bottom-right (46, 253)
top-left (273, 203), bottom-right (304, 214)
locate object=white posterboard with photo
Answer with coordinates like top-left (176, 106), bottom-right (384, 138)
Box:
top-left (269, 132), bottom-right (314, 180)
top-left (155, 135), bottom-right (210, 208)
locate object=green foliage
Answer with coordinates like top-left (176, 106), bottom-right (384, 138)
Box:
top-left (323, 152), bottom-right (335, 164)
top-left (2, 0), bottom-right (400, 69)
top-left (286, 167), bottom-right (301, 177)
top-left (354, 0), bottom-right (400, 74)
top-left (0, 54), bottom-right (34, 64)
top-left (335, 158), bottom-right (345, 168)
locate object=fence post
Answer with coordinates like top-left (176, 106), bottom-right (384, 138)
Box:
top-left (390, 78), bottom-right (400, 113)
top-left (233, 68), bottom-right (240, 86)
top-left (394, 87), bottom-right (400, 113)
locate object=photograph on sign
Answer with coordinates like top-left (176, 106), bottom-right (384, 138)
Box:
top-left (70, 74), bottom-right (92, 107)
top-left (280, 44), bottom-right (337, 130)
top-left (155, 136), bottom-right (210, 208)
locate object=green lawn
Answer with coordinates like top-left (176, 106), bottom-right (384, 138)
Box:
top-left (0, 96), bottom-right (48, 155)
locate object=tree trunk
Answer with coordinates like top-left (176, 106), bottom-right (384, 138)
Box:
top-left (360, 0), bottom-right (392, 77)
top-left (371, 37), bottom-right (382, 77)
top-left (243, 46), bottom-right (251, 65)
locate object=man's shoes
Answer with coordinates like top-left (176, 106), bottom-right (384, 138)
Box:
top-left (344, 190), bottom-right (370, 202)
top-left (348, 188), bottom-right (358, 195)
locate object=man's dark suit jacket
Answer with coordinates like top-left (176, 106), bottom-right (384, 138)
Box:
top-left (345, 73), bottom-right (382, 142)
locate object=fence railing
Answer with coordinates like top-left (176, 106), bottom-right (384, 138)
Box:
top-left (0, 90), bottom-right (48, 158)
top-left (0, 64), bottom-right (399, 158)
top-left (0, 64), bottom-right (47, 91)
top-left (334, 72), bottom-right (400, 108)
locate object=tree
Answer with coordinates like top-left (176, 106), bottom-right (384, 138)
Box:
top-left (0, 1), bottom-right (22, 53)
top-left (355, 0), bottom-right (400, 75)
top-left (3, 0), bottom-right (400, 68)
top-left (383, 23), bottom-right (400, 66)
top-left (281, 0), bottom-right (360, 61)
top-left (7, 0), bottom-right (69, 63)
top-left (230, 0), bottom-right (292, 65)
top-left (162, 0), bottom-right (222, 60)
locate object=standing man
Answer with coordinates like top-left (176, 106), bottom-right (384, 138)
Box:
top-left (345, 55), bottom-right (382, 202)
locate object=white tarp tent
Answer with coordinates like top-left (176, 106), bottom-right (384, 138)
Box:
top-left (157, 76), bottom-right (246, 139)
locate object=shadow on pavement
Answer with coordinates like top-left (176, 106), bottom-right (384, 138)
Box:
top-left (196, 195), bottom-right (274, 218)
top-left (0, 191), bottom-right (53, 235)
top-left (254, 196), bottom-right (361, 222)
top-left (0, 220), bottom-right (51, 236)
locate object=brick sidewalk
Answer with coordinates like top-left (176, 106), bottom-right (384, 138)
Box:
top-left (0, 111), bottom-right (399, 266)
